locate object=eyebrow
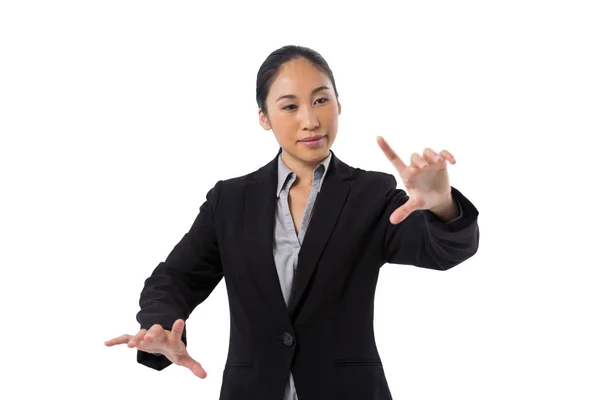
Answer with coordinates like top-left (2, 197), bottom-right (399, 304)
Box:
top-left (276, 85), bottom-right (331, 103)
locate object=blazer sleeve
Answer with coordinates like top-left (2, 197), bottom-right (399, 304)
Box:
top-left (382, 174), bottom-right (480, 270)
top-left (135, 180), bottom-right (224, 370)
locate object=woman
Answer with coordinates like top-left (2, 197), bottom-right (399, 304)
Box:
top-left (105, 45), bottom-right (480, 400)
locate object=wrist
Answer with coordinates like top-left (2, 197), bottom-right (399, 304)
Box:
top-left (429, 193), bottom-right (459, 222)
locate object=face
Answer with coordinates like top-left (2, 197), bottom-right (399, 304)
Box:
top-left (258, 57), bottom-right (341, 168)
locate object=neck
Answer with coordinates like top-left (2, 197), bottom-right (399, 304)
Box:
top-left (281, 150), bottom-right (329, 186)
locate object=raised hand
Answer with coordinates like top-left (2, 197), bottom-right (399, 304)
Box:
top-left (104, 319), bottom-right (207, 378)
top-left (377, 136), bottom-right (458, 225)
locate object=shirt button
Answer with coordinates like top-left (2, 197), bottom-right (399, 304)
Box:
top-left (282, 332), bottom-right (295, 347)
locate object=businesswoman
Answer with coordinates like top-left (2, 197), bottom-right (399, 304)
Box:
top-left (105, 45), bottom-right (480, 400)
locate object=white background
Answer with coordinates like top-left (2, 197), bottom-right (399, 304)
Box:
top-left (1, 0), bottom-right (599, 399)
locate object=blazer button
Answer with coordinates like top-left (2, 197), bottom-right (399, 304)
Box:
top-left (282, 332), bottom-right (295, 347)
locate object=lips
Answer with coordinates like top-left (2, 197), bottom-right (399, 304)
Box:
top-left (299, 134), bottom-right (325, 142)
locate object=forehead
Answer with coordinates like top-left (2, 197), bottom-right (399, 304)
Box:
top-left (268, 58), bottom-right (331, 97)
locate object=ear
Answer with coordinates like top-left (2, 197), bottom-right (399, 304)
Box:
top-left (337, 99), bottom-right (342, 115)
top-left (258, 108), bottom-right (271, 130)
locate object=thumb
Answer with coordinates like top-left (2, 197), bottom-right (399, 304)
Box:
top-left (170, 319), bottom-right (185, 340)
top-left (390, 197), bottom-right (421, 225)
top-left (179, 354), bottom-right (208, 379)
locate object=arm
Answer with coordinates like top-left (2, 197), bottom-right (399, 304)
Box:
top-left (136, 181), bottom-right (224, 370)
top-left (382, 174), bottom-right (479, 270)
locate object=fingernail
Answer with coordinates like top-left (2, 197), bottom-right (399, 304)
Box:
top-left (420, 162), bottom-right (428, 168)
top-left (433, 155), bottom-right (441, 162)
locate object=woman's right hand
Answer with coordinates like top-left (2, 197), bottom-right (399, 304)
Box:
top-left (104, 318), bottom-right (207, 378)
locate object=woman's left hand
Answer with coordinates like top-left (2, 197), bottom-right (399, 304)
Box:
top-left (377, 136), bottom-right (458, 224)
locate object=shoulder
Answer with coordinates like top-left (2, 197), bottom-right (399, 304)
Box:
top-left (203, 171), bottom-right (254, 203)
top-left (218, 171), bottom-right (256, 189)
top-left (333, 162), bottom-right (405, 217)
top-left (345, 162), bottom-right (397, 192)
top-left (203, 161), bottom-right (272, 200)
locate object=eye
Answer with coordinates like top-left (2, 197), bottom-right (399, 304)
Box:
top-left (282, 98), bottom-right (328, 111)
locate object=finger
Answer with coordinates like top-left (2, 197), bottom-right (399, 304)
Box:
top-left (390, 197), bottom-right (422, 225)
top-left (377, 136), bottom-right (407, 173)
top-left (105, 334), bottom-right (133, 346)
top-left (410, 153), bottom-right (428, 169)
top-left (423, 148), bottom-right (443, 164)
top-left (143, 324), bottom-right (168, 344)
top-left (439, 149), bottom-right (456, 164)
top-left (128, 329), bottom-right (148, 348)
top-left (179, 354), bottom-right (208, 379)
top-left (170, 319), bottom-right (185, 341)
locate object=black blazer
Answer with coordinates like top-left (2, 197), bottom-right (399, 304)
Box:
top-left (136, 149), bottom-right (480, 400)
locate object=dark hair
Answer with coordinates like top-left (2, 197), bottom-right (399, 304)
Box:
top-left (256, 45), bottom-right (339, 116)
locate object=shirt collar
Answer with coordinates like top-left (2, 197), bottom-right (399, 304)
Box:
top-left (276, 150), bottom-right (332, 197)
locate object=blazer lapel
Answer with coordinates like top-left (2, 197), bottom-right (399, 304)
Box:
top-left (243, 151), bottom-right (291, 320)
top-left (289, 153), bottom-right (353, 316)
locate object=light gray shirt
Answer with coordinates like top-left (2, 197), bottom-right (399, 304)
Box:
top-left (273, 151), bottom-right (332, 400)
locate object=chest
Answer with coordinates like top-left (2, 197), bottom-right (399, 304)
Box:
top-left (288, 185), bottom-right (311, 235)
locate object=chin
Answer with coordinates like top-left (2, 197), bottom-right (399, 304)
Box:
top-left (301, 147), bottom-right (330, 162)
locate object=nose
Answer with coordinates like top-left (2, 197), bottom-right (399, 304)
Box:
top-left (298, 106), bottom-right (319, 130)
